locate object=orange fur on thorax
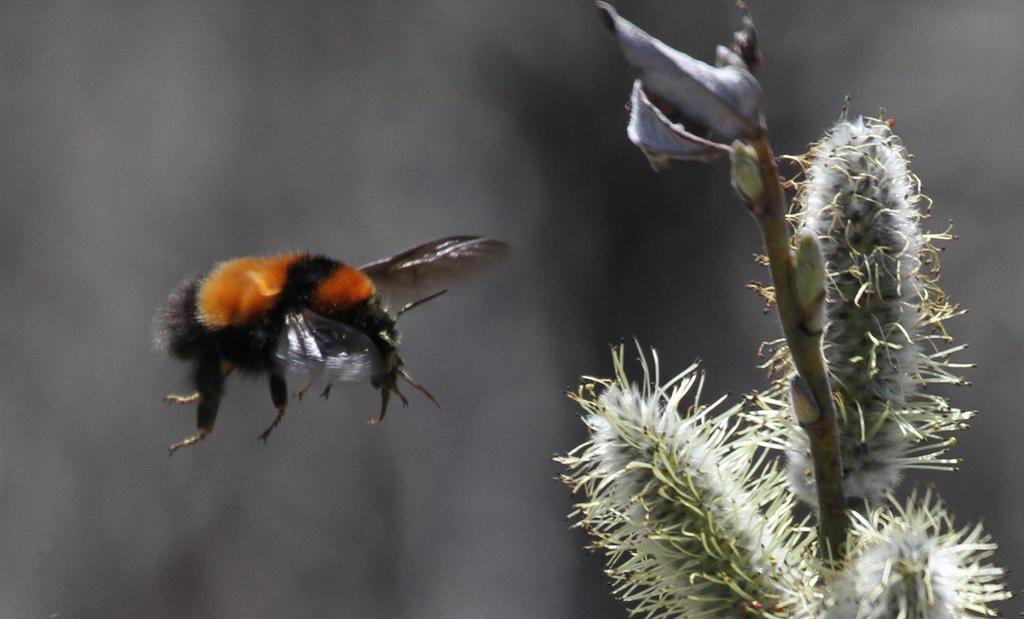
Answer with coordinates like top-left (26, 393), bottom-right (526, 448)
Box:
top-left (311, 265), bottom-right (375, 314)
top-left (198, 254), bottom-right (305, 327)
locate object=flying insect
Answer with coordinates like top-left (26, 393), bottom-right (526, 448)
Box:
top-left (153, 236), bottom-right (509, 454)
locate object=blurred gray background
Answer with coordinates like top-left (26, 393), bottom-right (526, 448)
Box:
top-left (2, 1), bottom-right (1022, 617)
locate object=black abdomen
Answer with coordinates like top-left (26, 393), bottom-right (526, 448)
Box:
top-left (154, 276), bottom-right (209, 360)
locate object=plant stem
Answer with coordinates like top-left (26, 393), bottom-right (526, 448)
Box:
top-left (748, 132), bottom-right (849, 561)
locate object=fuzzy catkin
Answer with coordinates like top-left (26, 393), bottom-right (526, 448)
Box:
top-left (559, 347), bottom-right (815, 618)
top-left (824, 492), bottom-right (1009, 618)
top-left (803, 118), bottom-right (921, 411)
top-left (786, 117), bottom-right (966, 506)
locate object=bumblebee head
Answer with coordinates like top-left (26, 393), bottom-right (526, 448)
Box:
top-left (364, 288), bottom-right (448, 423)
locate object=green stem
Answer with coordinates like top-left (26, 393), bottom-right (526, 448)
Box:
top-left (748, 132), bottom-right (849, 562)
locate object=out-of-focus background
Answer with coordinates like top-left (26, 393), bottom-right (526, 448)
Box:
top-left (2, 1), bottom-right (1022, 616)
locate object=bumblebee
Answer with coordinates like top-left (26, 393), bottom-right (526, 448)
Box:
top-left (154, 236), bottom-right (508, 454)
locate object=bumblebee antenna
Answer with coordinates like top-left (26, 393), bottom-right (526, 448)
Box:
top-left (395, 289), bottom-right (448, 319)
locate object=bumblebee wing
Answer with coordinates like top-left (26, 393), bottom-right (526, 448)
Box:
top-left (359, 236), bottom-right (509, 309)
top-left (304, 311), bottom-right (383, 382)
top-left (274, 311), bottom-right (381, 383)
top-left (274, 311), bottom-right (324, 379)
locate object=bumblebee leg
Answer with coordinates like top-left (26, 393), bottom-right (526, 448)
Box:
top-left (369, 382), bottom-right (410, 426)
top-left (368, 387), bottom-right (391, 426)
top-left (320, 383), bottom-right (332, 400)
top-left (168, 354), bottom-right (223, 455)
top-left (259, 373), bottom-right (288, 443)
top-left (164, 392), bottom-right (200, 405)
top-left (294, 377), bottom-right (313, 401)
top-left (168, 428), bottom-right (210, 454)
top-left (269, 372), bottom-right (288, 409)
top-left (258, 408), bottom-right (287, 443)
